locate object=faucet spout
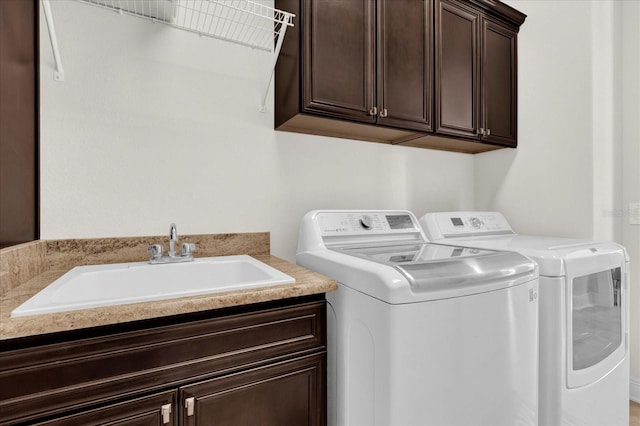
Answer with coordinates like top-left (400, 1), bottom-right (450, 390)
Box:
top-left (169, 223), bottom-right (178, 257)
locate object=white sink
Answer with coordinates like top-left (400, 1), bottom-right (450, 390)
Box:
top-left (11, 255), bottom-right (295, 317)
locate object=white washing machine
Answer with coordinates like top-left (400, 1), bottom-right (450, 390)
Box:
top-left (296, 210), bottom-right (539, 426)
top-left (420, 211), bottom-right (629, 426)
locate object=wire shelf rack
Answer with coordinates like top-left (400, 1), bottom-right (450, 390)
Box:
top-left (41, 0), bottom-right (295, 110)
top-left (76, 0), bottom-right (294, 52)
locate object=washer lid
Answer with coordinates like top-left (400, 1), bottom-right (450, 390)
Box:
top-left (333, 243), bottom-right (537, 298)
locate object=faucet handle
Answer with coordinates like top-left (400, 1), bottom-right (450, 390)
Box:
top-left (147, 244), bottom-right (163, 259)
top-left (181, 243), bottom-right (196, 257)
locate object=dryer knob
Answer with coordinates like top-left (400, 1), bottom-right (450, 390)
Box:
top-left (359, 215), bottom-right (374, 230)
top-left (470, 217), bottom-right (483, 229)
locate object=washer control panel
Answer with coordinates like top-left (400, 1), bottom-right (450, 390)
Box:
top-left (422, 211), bottom-right (514, 239)
top-left (317, 211), bottom-right (420, 236)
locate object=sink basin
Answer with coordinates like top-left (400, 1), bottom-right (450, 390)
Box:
top-left (11, 255), bottom-right (295, 317)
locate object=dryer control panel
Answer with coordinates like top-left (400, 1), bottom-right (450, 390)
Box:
top-left (420, 212), bottom-right (515, 240)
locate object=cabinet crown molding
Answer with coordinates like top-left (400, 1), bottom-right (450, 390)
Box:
top-left (469, 0), bottom-right (527, 28)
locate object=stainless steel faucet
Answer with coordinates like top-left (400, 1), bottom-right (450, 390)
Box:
top-left (147, 223), bottom-right (196, 264)
top-left (169, 223), bottom-right (178, 257)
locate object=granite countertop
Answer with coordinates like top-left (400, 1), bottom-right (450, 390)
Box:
top-left (0, 233), bottom-right (337, 341)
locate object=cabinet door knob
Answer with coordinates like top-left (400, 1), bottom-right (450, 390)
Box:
top-left (368, 106), bottom-right (378, 116)
top-left (185, 397), bottom-right (195, 417)
top-left (161, 403), bottom-right (172, 424)
top-left (486, 128), bottom-right (491, 136)
top-left (379, 108), bottom-right (388, 118)
top-left (477, 128), bottom-right (485, 136)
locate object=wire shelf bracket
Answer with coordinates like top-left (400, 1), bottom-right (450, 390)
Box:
top-left (40, 0), bottom-right (295, 111)
top-left (42, 0), bottom-right (65, 81)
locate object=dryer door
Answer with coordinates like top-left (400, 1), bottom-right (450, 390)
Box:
top-left (565, 250), bottom-right (627, 389)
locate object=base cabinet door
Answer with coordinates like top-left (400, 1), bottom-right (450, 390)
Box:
top-left (33, 391), bottom-right (177, 426)
top-left (180, 354), bottom-right (325, 426)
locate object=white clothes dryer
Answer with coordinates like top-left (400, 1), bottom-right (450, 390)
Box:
top-left (297, 210), bottom-right (539, 426)
top-left (420, 211), bottom-right (630, 426)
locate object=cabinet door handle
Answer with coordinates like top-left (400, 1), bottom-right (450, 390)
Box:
top-left (368, 106), bottom-right (378, 116)
top-left (161, 403), bottom-right (172, 424)
top-left (379, 108), bottom-right (388, 118)
top-left (185, 397), bottom-right (195, 417)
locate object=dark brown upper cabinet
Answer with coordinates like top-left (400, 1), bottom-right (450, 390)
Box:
top-left (275, 0), bottom-right (525, 154)
top-left (300, 0), bottom-right (433, 132)
top-left (300, 0), bottom-right (376, 124)
top-left (481, 17), bottom-right (518, 146)
top-left (435, 0), bottom-right (518, 147)
top-left (276, 0), bottom-right (433, 145)
top-left (298, 0), bottom-right (433, 131)
top-left (434, 0), bottom-right (480, 140)
top-left (377, 0), bottom-right (433, 132)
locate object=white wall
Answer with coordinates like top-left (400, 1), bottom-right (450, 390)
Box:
top-left (38, 1), bottom-right (474, 262)
top-left (474, 0), bottom-right (594, 237)
top-left (476, 0), bottom-right (640, 382)
top-left (620, 0), bottom-right (640, 395)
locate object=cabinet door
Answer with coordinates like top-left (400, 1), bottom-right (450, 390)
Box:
top-left (32, 391), bottom-right (177, 426)
top-left (377, 0), bottom-right (433, 132)
top-left (302, 0), bottom-right (376, 123)
top-left (181, 354), bottom-right (325, 426)
top-left (435, 0), bottom-right (480, 139)
top-left (481, 18), bottom-right (518, 147)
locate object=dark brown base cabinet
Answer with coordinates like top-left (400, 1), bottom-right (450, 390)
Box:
top-left (275, 0), bottom-right (525, 154)
top-left (0, 296), bottom-right (327, 426)
top-left (32, 392), bottom-right (178, 426)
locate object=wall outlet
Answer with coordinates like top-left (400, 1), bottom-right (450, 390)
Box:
top-left (630, 203), bottom-right (640, 225)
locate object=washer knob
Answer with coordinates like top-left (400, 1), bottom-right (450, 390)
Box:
top-left (359, 215), bottom-right (374, 229)
top-left (469, 217), bottom-right (483, 229)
